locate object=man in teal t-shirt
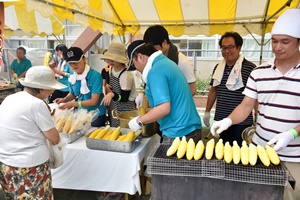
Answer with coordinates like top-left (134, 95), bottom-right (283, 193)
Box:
top-left (127, 41), bottom-right (202, 144)
top-left (10, 47), bottom-right (32, 89)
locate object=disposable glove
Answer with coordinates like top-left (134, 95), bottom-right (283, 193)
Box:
top-left (135, 93), bottom-right (144, 109)
top-left (210, 118), bottom-right (232, 138)
top-left (267, 131), bottom-right (295, 152)
top-left (203, 112), bottom-right (211, 127)
top-left (129, 116), bottom-right (142, 132)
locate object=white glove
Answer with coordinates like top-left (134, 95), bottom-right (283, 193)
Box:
top-left (267, 131), bottom-right (294, 152)
top-left (210, 118), bottom-right (232, 138)
top-left (128, 116), bottom-right (142, 132)
top-left (135, 93), bottom-right (144, 109)
top-left (203, 112), bottom-right (211, 127)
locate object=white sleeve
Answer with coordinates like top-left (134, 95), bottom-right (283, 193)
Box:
top-left (120, 71), bottom-right (135, 91)
top-left (178, 52), bottom-right (196, 83)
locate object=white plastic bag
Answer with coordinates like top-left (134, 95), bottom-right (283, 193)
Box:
top-left (47, 138), bottom-right (67, 169)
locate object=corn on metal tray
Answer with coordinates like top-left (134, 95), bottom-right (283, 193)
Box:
top-left (85, 128), bottom-right (141, 153)
top-left (60, 128), bottom-right (86, 144)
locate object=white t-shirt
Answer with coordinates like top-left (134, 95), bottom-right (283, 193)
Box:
top-left (0, 91), bottom-right (55, 167)
top-left (178, 52), bottom-right (196, 83)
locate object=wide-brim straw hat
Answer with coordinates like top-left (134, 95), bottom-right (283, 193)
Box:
top-left (19, 66), bottom-right (67, 90)
top-left (100, 43), bottom-right (129, 64)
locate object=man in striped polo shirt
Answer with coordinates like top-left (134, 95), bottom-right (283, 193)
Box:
top-left (204, 32), bottom-right (256, 146)
top-left (211, 9), bottom-right (300, 200)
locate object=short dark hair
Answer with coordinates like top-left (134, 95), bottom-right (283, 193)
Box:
top-left (143, 25), bottom-right (170, 46)
top-left (55, 44), bottom-right (68, 60)
top-left (219, 32), bottom-right (243, 48)
top-left (17, 46), bottom-right (26, 54)
top-left (131, 43), bottom-right (157, 60)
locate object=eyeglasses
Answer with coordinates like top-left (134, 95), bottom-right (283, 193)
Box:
top-left (221, 45), bottom-right (236, 51)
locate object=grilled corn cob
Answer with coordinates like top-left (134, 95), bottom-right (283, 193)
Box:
top-left (186, 138), bottom-right (196, 160)
top-left (117, 134), bottom-right (127, 141)
top-left (166, 137), bottom-right (180, 157)
top-left (266, 145), bottom-right (280, 165)
top-left (232, 141), bottom-right (241, 164)
top-left (215, 139), bottom-right (224, 160)
top-left (194, 140), bottom-right (205, 160)
top-left (177, 136), bottom-right (188, 159)
top-left (63, 114), bottom-right (73, 133)
top-left (241, 141), bottom-right (249, 165)
top-left (205, 138), bottom-right (215, 160)
top-left (56, 116), bottom-right (66, 132)
top-left (89, 128), bottom-right (102, 138)
top-left (249, 143), bottom-right (258, 166)
top-left (257, 145), bottom-right (270, 167)
top-left (109, 127), bottom-right (121, 140)
top-left (123, 131), bottom-right (135, 142)
top-left (224, 142), bottom-right (233, 164)
top-left (95, 125), bottom-right (110, 139)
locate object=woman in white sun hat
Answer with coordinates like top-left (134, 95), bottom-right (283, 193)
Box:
top-left (0, 66), bottom-right (67, 200)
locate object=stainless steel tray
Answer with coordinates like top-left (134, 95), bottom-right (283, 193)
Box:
top-left (60, 128), bottom-right (86, 144)
top-left (85, 128), bottom-right (141, 153)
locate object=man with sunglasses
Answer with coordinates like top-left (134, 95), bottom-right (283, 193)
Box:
top-left (204, 32), bottom-right (256, 146)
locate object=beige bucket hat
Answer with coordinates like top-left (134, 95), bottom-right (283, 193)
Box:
top-left (100, 43), bottom-right (129, 64)
top-left (19, 66), bottom-right (67, 90)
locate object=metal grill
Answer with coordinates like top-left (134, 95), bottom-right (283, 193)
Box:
top-left (147, 144), bottom-right (288, 186)
top-left (147, 145), bottom-right (225, 178)
top-left (224, 162), bottom-right (288, 186)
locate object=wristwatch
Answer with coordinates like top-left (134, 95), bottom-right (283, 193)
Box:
top-left (137, 116), bottom-right (145, 127)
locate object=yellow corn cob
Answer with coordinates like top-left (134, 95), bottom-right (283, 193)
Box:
top-left (63, 114), bottom-right (73, 133)
top-left (117, 134), bottom-right (127, 141)
top-left (95, 125), bottom-right (110, 139)
top-left (257, 145), bottom-right (270, 167)
top-left (249, 143), bottom-right (258, 166)
top-left (232, 141), bottom-right (241, 164)
top-left (241, 141), bottom-right (249, 165)
top-left (177, 136), bottom-right (188, 159)
top-left (215, 139), bottom-right (224, 160)
top-left (186, 138), bottom-right (196, 160)
top-left (194, 140), bottom-right (205, 160)
top-left (266, 145), bottom-right (280, 165)
top-left (101, 128), bottom-right (114, 138)
top-left (123, 131), bottom-right (135, 142)
top-left (205, 138), bottom-right (215, 160)
top-left (88, 128), bottom-right (102, 138)
top-left (55, 117), bottom-right (67, 131)
top-left (139, 107), bottom-right (146, 116)
top-left (68, 118), bottom-right (81, 133)
top-left (224, 142), bottom-right (233, 164)
top-left (166, 137), bottom-right (180, 157)
top-left (109, 127), bottom-right (121, 140)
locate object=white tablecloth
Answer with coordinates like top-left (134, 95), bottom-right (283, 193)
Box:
top-left (51, 135), bottom-right (158, 195)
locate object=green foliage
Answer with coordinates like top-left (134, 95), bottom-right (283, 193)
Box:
top-left (196, 76), bottom-right (211, 95)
